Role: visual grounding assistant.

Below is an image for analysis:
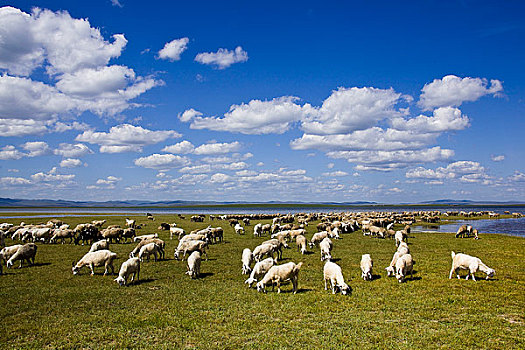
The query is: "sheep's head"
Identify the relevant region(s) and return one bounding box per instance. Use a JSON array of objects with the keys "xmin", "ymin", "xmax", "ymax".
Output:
[
  {"xmin": 340, "ymin": 283, "xmax": 351, "ymax": 295},
  {"xmin": 72, "ymin": 265, "xmax": 80, "ymax": 275},
  {"xmin": 256, "ymin": 281, "xmax": 266, "ymax": 293},
  {"xmin": 486, "ymin": 269, "xmax": 495, "ymax": 279},
  {"xmin": 114, "ymin": 276, "xmax": 125, "ymax": 286},
  {"xmin": 245, "ymin": 277, "xmax": 256, "ymax": 286},
  {"xmin": 6, "ymin": 260, "xmax": 13, "ymax": 268}
]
